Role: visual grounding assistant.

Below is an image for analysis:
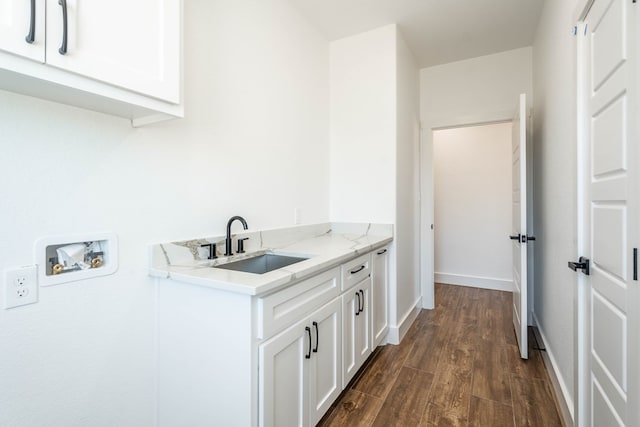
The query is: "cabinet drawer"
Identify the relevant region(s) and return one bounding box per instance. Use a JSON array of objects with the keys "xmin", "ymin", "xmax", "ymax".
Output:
[
  {"xmin": 257, "ymin": 267, "xmax": 340, "ymax": 339},
  {"xmin": 341, "ymin": 253, "xmax": 372, "ymax": 291}
]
